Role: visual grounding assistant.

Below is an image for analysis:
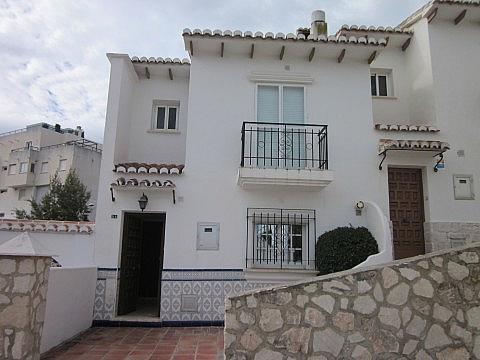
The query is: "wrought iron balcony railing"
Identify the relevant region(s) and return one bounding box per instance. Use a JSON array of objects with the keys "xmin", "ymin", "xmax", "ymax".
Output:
[{"xmin": 241, "ymin": 122, "xmax": 328, "ymax": 170}]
